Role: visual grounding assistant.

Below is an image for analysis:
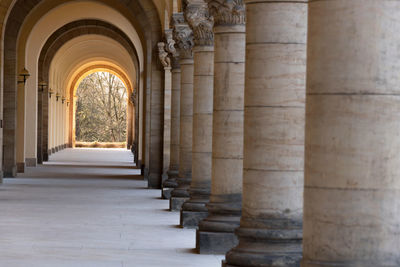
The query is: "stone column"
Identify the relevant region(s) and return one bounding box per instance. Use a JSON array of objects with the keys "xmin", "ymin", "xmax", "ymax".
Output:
[
  {"xmin": 302, "ymin": 2, "xmax": 400, "ymax": 266},
  {"xmin": 180, "ymin": 0, "xmax": 214, "ymax": 228},
  {"xmin": 158, "ymin": 42, "xmax": 172, "ymax": 190},
  {"xmin": 37, "ymin": 86, "xmax": 44, "ymax": 164},
  {"xmin": 170, "ymin": 13, "xmax": 195, "ymax": 211},
  {"xmin": 224, "ymin": 0, "xmax": 307, "ymax": 266},
  {"xmin": 162, "ymin": 29, "xmax": 181, "ymax": 199},
  {"xmin": 196, "ymin": 0, "xmax": 245, "ymax": 254}
]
